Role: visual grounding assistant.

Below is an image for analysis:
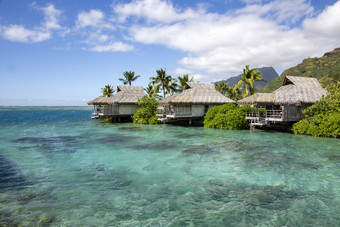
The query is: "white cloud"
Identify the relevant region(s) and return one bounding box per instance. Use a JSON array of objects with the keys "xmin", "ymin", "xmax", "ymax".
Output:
[
  {"xmin": 76, "ymin": 9, "xmax": 114, "ymax": 30},
  {"xmin": 41, "ymin": 4, "xmax": 63, "ymax": 30},
  {"xmin": 74, "ymin": 9, "xmax": 125, "ymax": 52},
  {"xmin": 241, "ymin": 0, "xmax": 263, "ymax": 3},
  {"xmin": 2, "ymin": 0, "xmax": 339, "ymax": 79},
  {"xmin": 113, "ymin": 0, "xmax": 200, "ymax": 23},
  {"xmin": 175, "ymin": 67, "xmax": 193, "ymax": 75},
  {"xmin": 82, "ymin": 32, "xmax": 110, "ymax": 44},
  {"xmin": 237, "ymin": 0, "xmax": 314, "ymax": 25},
  {"xmin": 113, "ymin": 0, "xmax": 340, "ymax": 81},
  {"xmin": 191, "ymin": 73, "xmax": 211, "ymax": 82},
  {"xmin": 1, "ymin": 24, "xmax": 51, "ymax": 43},
  {"xmin": 303, "ymin": 1, "xmax": 340, "ymax": 38},
  {"xmin": 90, "ymin": 42, "xmax": 134, "ymax": 52},
  {"xmin": 129, "ymin": 13, "xmax": 282, "ymax": 54},
  {"xmin": 0, "ymin": 4, "xmax": 63, "ymax": 43}
]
